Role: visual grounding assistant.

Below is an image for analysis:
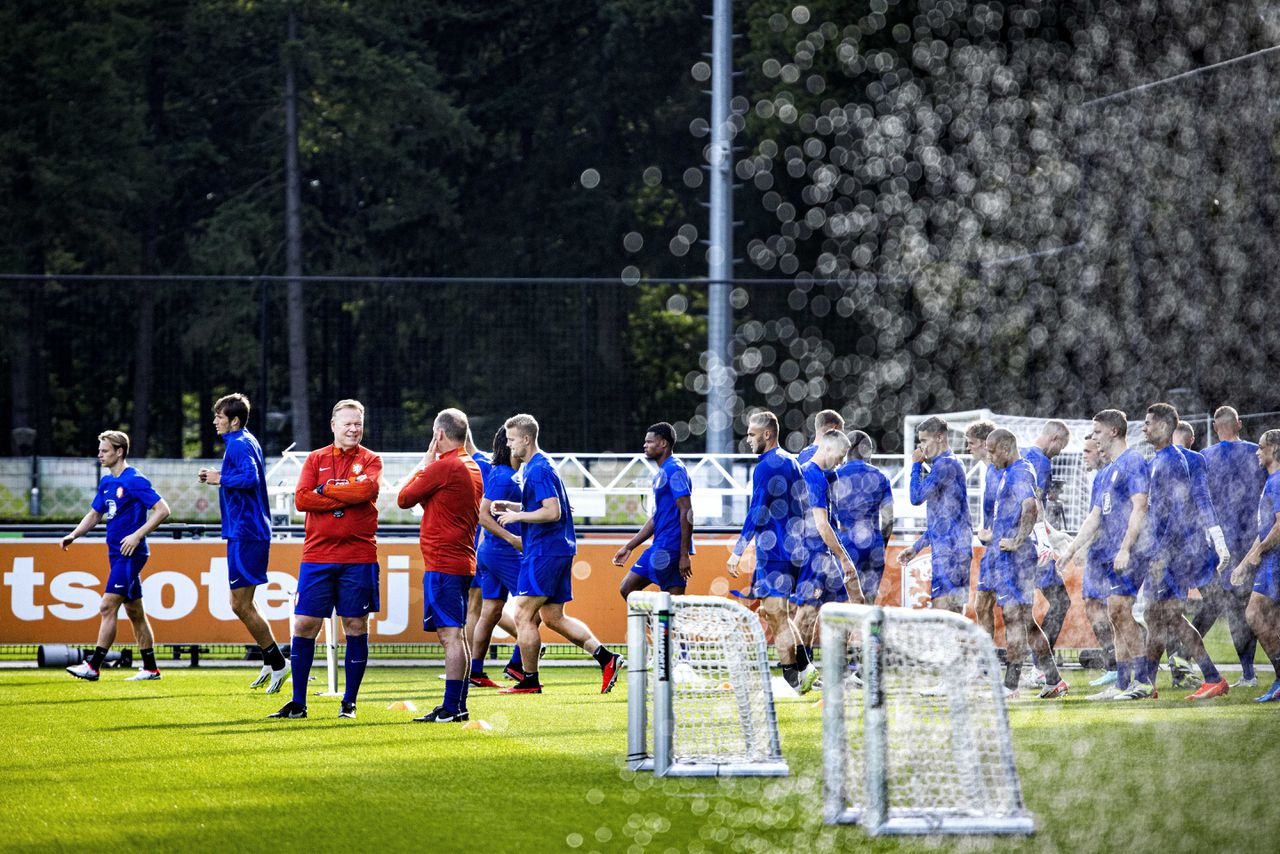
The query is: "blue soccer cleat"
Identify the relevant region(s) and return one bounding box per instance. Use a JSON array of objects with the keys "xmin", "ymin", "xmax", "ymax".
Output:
[{"xmin": 1255, "ymin": 682, "xmax": 1280, "ymax": 703}]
